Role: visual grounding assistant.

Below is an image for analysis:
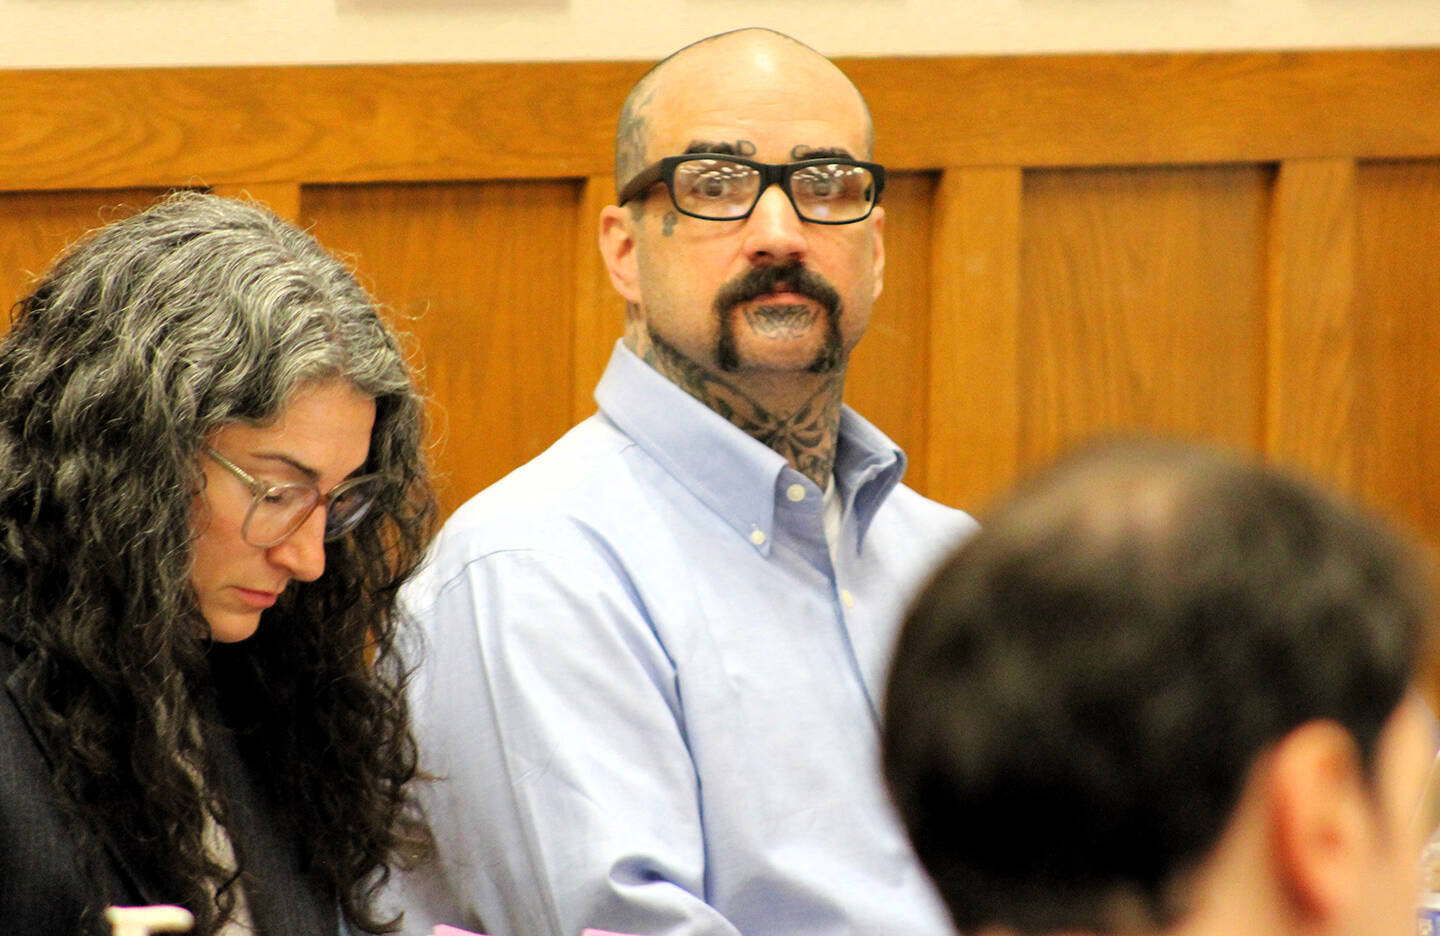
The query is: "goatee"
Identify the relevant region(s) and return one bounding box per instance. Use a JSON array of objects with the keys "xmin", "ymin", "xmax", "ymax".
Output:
[{"xmin": 713, "ymin": 260, "xmax": 844, "ymax": 373}]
